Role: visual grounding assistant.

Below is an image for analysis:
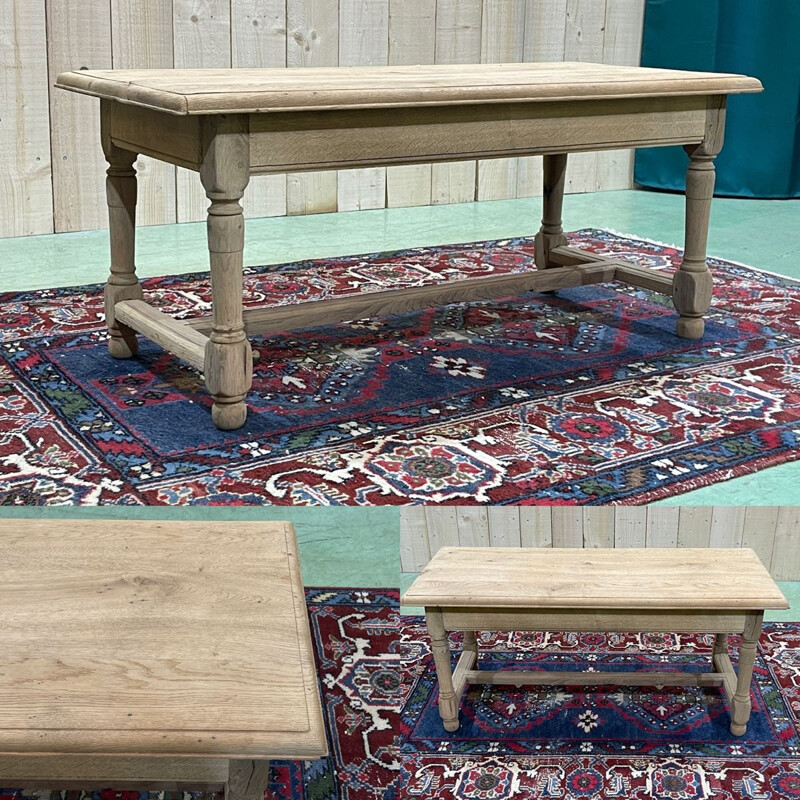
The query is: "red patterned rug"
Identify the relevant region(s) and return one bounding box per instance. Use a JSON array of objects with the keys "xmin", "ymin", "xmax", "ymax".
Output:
[
  {"xmin": 399, "ymin": 616, "xmax": 800, "ymax": 800},
  {"xmin": 3, "ymin": 596, "xmax": 800, "ymax": 800},
  {"xmin": 2, "ymin": 230, "xmax": 799, "ymax": 505}
]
